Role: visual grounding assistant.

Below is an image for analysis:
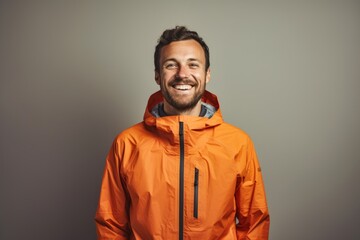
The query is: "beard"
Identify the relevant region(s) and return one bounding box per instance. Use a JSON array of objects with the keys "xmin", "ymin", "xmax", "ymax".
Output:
[{"xmin": 160, "ymin": 77, "xmax": 206, "ymax": 112}]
